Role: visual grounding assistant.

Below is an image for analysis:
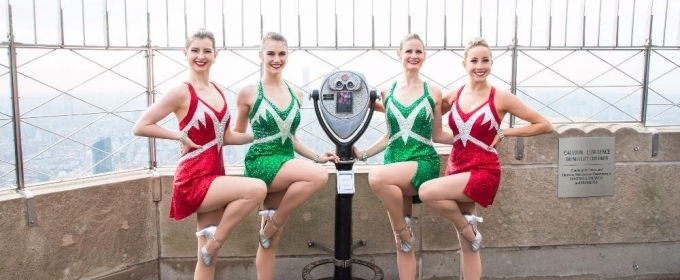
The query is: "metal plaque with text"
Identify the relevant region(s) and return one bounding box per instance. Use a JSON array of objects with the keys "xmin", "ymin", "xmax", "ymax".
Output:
[{"xmin": 558, "ymin": 137, "xmax": 615, "ymax": 198}]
